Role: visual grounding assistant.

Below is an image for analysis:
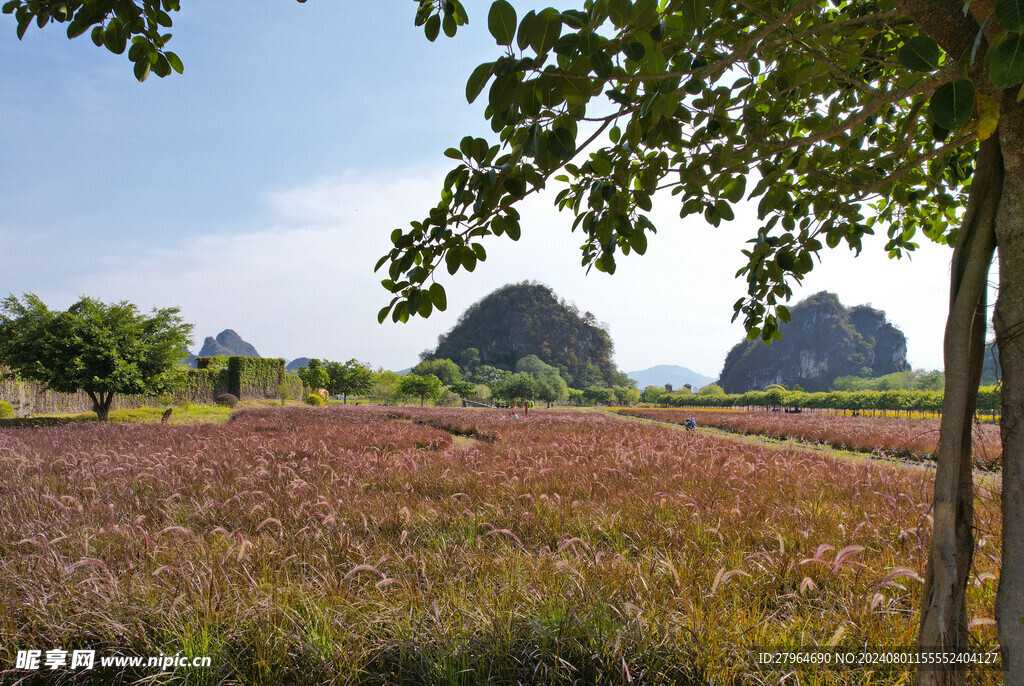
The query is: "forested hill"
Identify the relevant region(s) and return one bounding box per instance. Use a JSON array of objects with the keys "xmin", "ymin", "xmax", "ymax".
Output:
[
  {"xmin": 719, "ymin": 291, "xmax": 910, "ymax": 393},
  {"xmin": 428, "ymin": 282, "xmax": 629, "ymax": 388}
]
